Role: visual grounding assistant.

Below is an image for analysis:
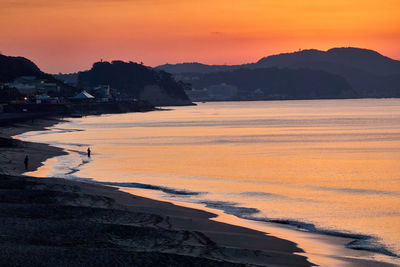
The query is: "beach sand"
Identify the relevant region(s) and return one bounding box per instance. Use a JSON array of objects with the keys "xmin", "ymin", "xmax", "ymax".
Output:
[
  {"xmin": 0, "ymin": 119, "xmax": 67, "ymax": 175},
  {"xmin": 0, "ymin": 119, "xmax": 397, "ymax": 266}
]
